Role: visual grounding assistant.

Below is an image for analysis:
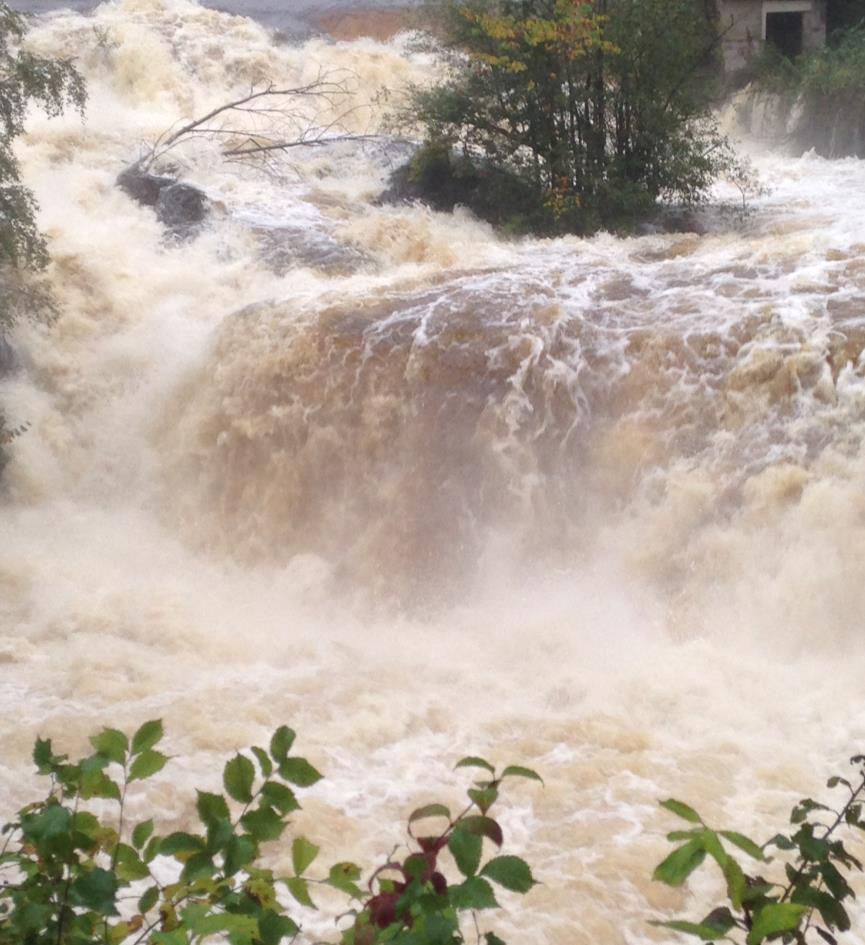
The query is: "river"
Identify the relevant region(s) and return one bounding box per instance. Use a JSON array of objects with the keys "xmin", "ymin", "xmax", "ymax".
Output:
[{"xmin": 2, "ymin": 1, "xmax": 865, "ymax": 942}]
